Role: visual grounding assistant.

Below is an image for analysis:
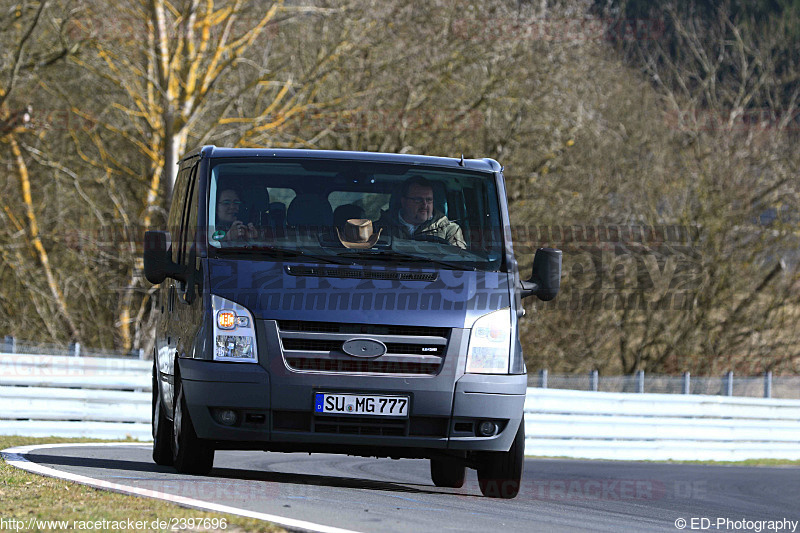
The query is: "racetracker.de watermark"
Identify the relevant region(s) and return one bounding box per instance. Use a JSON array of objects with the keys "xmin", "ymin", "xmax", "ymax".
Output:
[
  {"xmin": 42, "ymin": 223, "xmax": 700, "ymax": 255},
  {"xmin": 465, "ymin": 477, "xmax": 706, "ymax": 502},
  {"xmin": 0, "ymin": 354, "xmax": 145, "ymax": 378},
  {"xmin": 0, "ymin": 516, "xmax": 228, "ymax": 531},
  {"xmin": 29, "ymin": 222, "xmax": 705, "ymax": 312}
]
